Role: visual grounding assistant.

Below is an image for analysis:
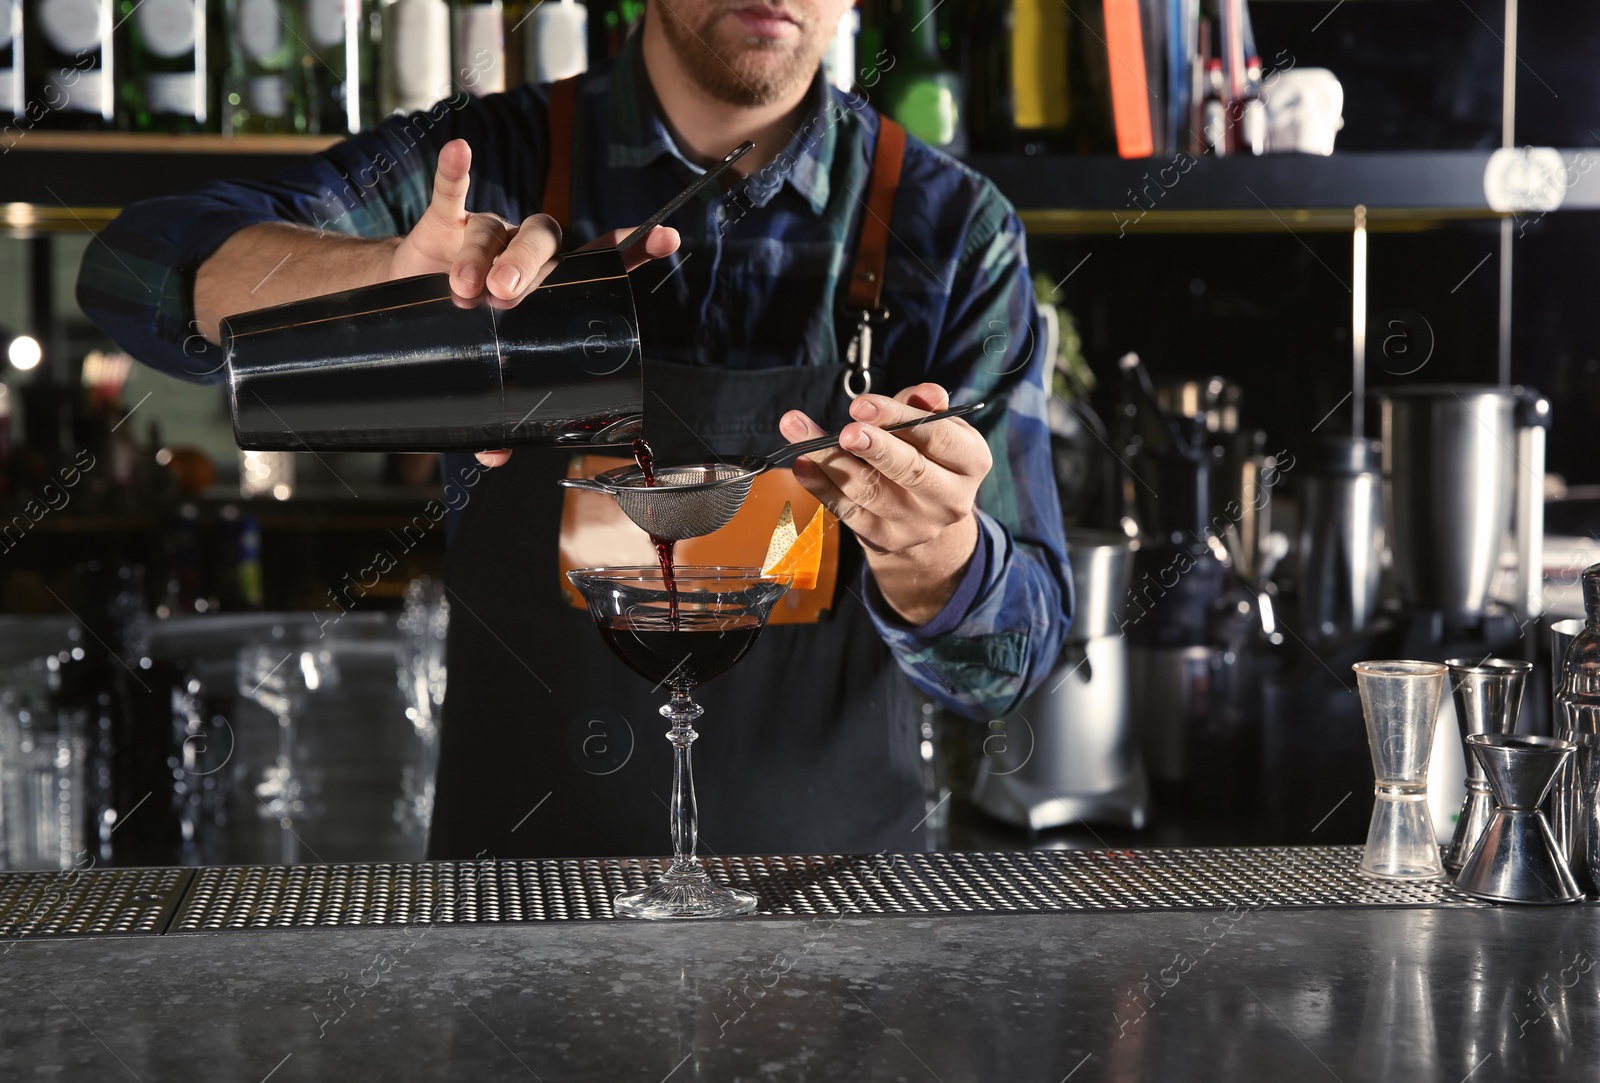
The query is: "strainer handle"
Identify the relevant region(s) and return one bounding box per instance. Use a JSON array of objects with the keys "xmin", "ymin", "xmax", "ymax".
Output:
[
  {"xmin": 766, "ymin": 401, "xmax": 985, "ymax": 466},
  {"xmin": 558, "ymin": 477, "xmax": 612, "ymax": 494}
]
